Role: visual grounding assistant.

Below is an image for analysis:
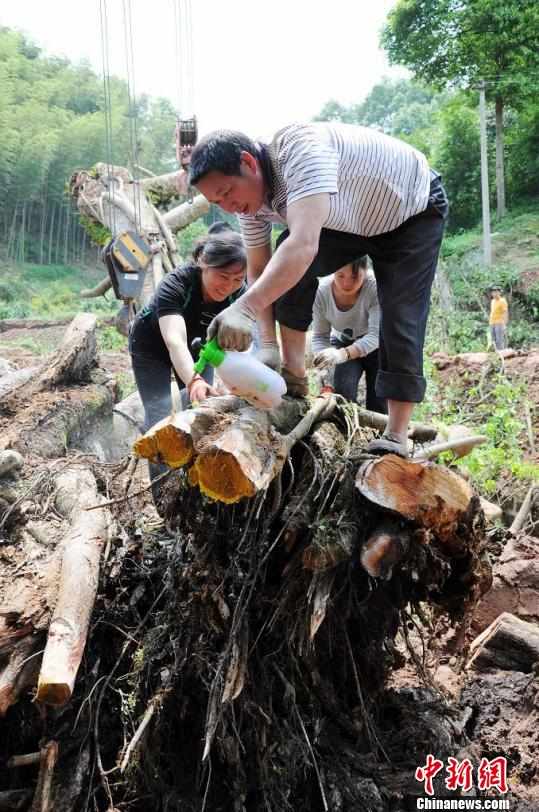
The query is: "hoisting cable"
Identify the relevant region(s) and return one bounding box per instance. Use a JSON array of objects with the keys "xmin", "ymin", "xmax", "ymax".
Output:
[
  {"xmin": 98, "ymin": 0, "xmax": 152, "ymax": 327},
  {"xmin": 122, "ymin": 0, "xmax": 143, "ymax": 234},
  {"xmin": 98, "ymin": 0, "xmax": 117, "ymax": 235},
  {"xmin": 172, "ymin": 0, "xmax": 198, "ymax": 187}
]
